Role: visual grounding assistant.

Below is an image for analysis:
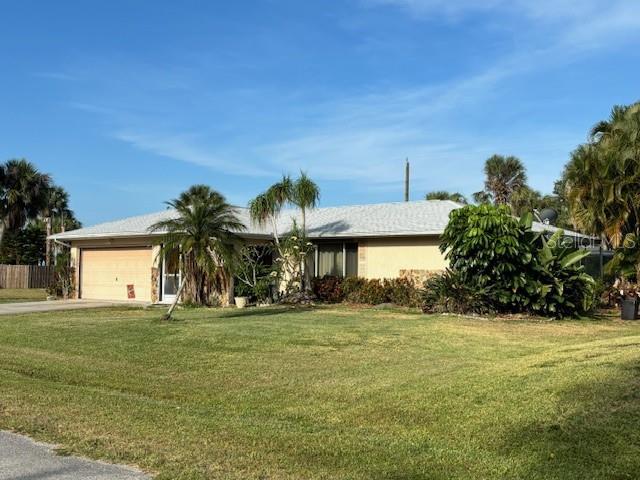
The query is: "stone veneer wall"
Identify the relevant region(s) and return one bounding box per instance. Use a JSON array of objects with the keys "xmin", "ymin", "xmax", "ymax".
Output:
[
  {"xmin": 70, "ymin": 246, "xmax": 80, "ymax": 299},
  {"xmin": 151, "ymin": 267, "xmax": 159, "ymax": 303},
  {"xmin": 398, "ymin": 269, "xmax": 440, "ymax": 285}
]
